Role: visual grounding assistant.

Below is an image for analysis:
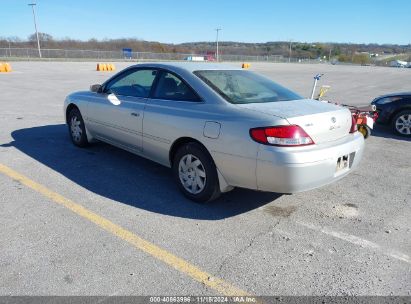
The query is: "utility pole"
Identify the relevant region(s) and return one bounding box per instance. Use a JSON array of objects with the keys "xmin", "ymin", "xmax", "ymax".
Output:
[
  {"xmin": 8, "ymin": 39, "xmax": 11, "ymax": 57},
  {"xmin": 329, "ymin": 47, "xmax": 332, "ymax": 62},
  {"xmin": 28, "ymin": 2, "xmax": 42, "ymax": 58},
  {"xmin": 215, "ymin": 28, "xmax": 222, "ymax": 62},
  {"xmin": 288, "ymin": 40, "xmax": 292, "ymax": 63}
]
